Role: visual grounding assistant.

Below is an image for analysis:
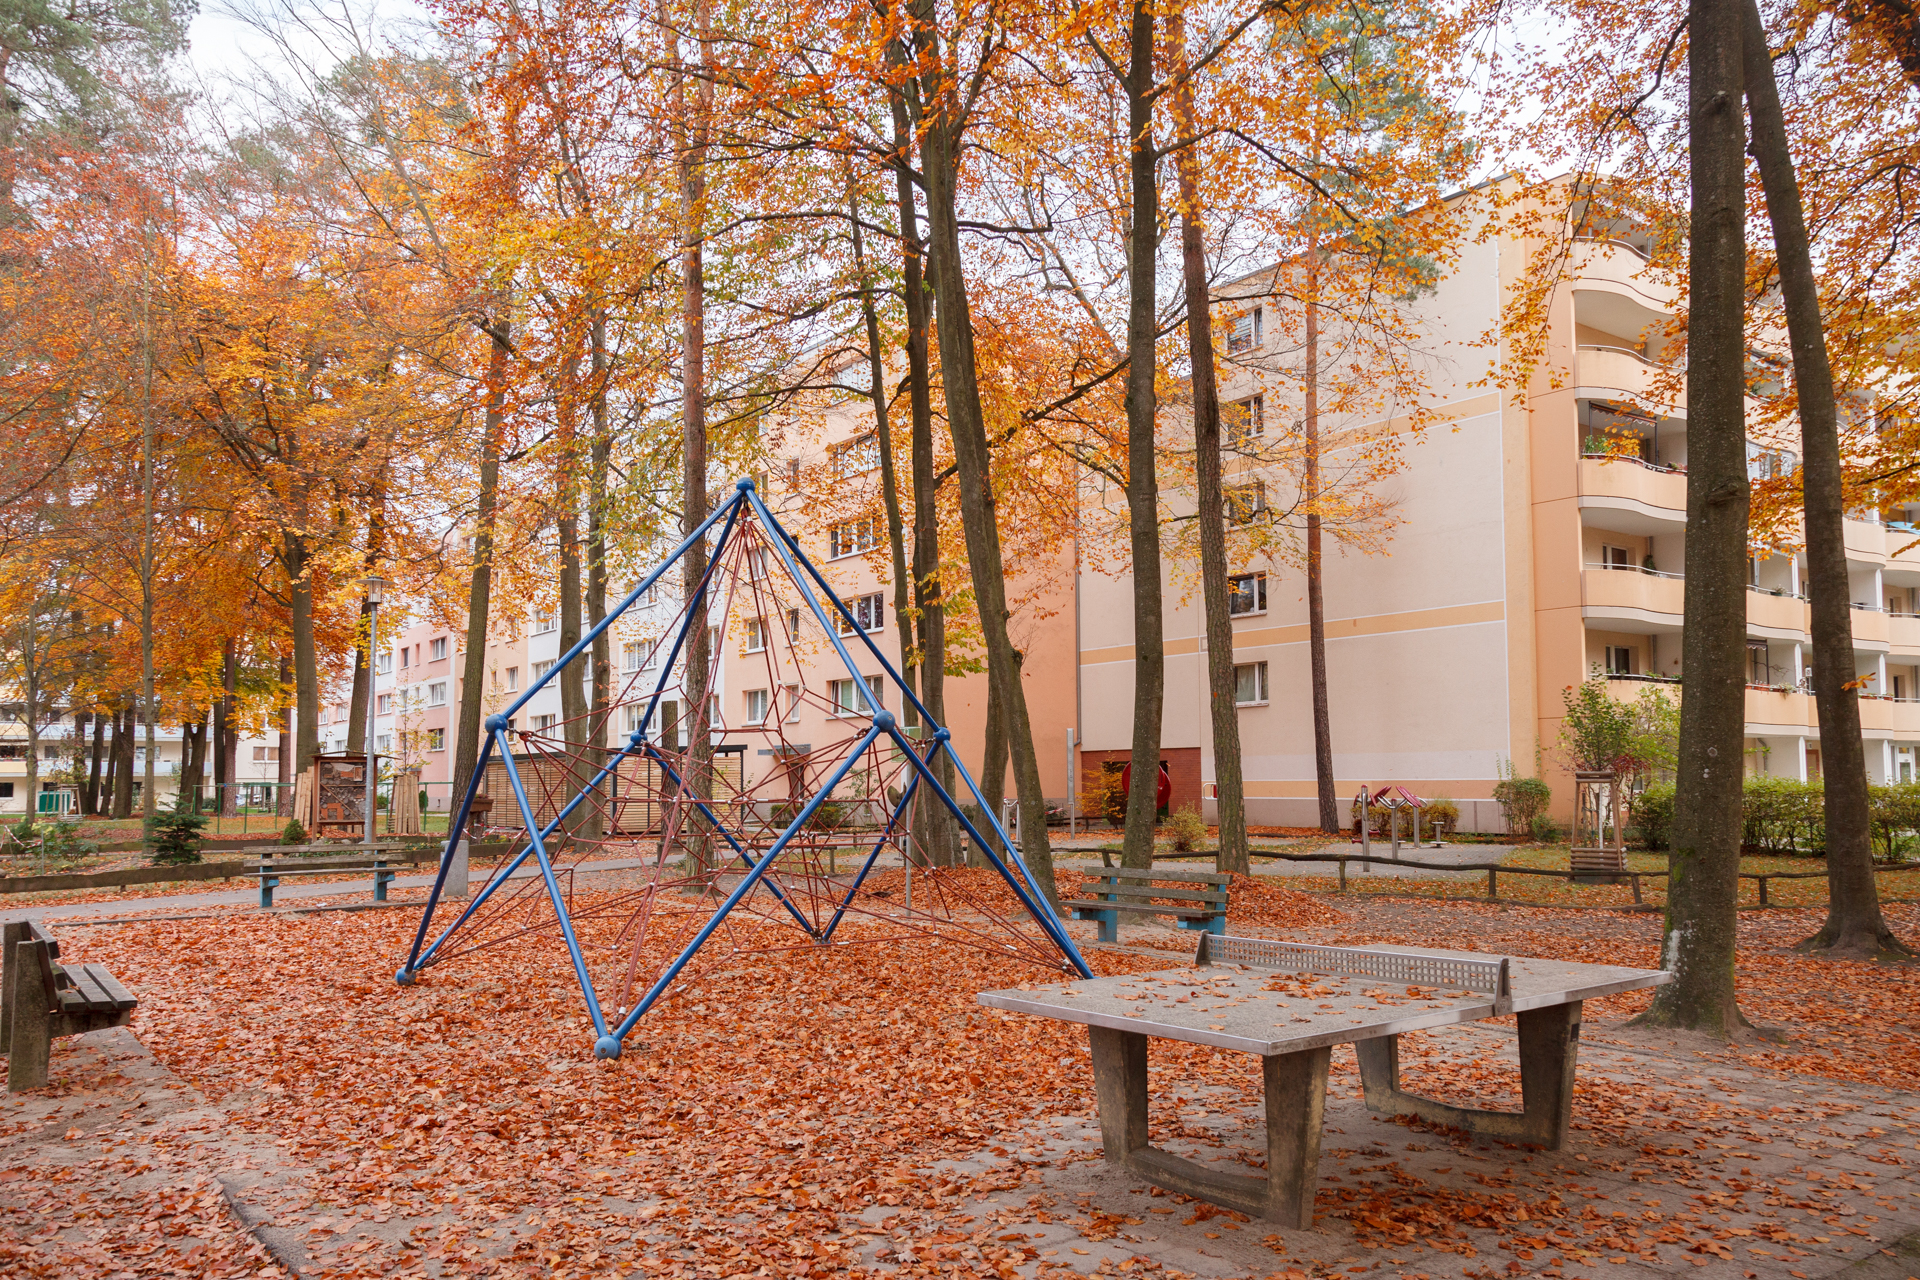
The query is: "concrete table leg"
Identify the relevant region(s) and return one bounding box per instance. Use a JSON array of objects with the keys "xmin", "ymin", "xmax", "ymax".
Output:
[
  {"xmin": 7, "ymin": 940, "xmax": 51, "ymax": 1093},
  {"xmin": 1087, "ymin": 1026, "xmax": 1331, "ymax": 1229},
  {"xmin": 1355, "ymin": 1000, "xmax": 1583, "ymax": 1149}
]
